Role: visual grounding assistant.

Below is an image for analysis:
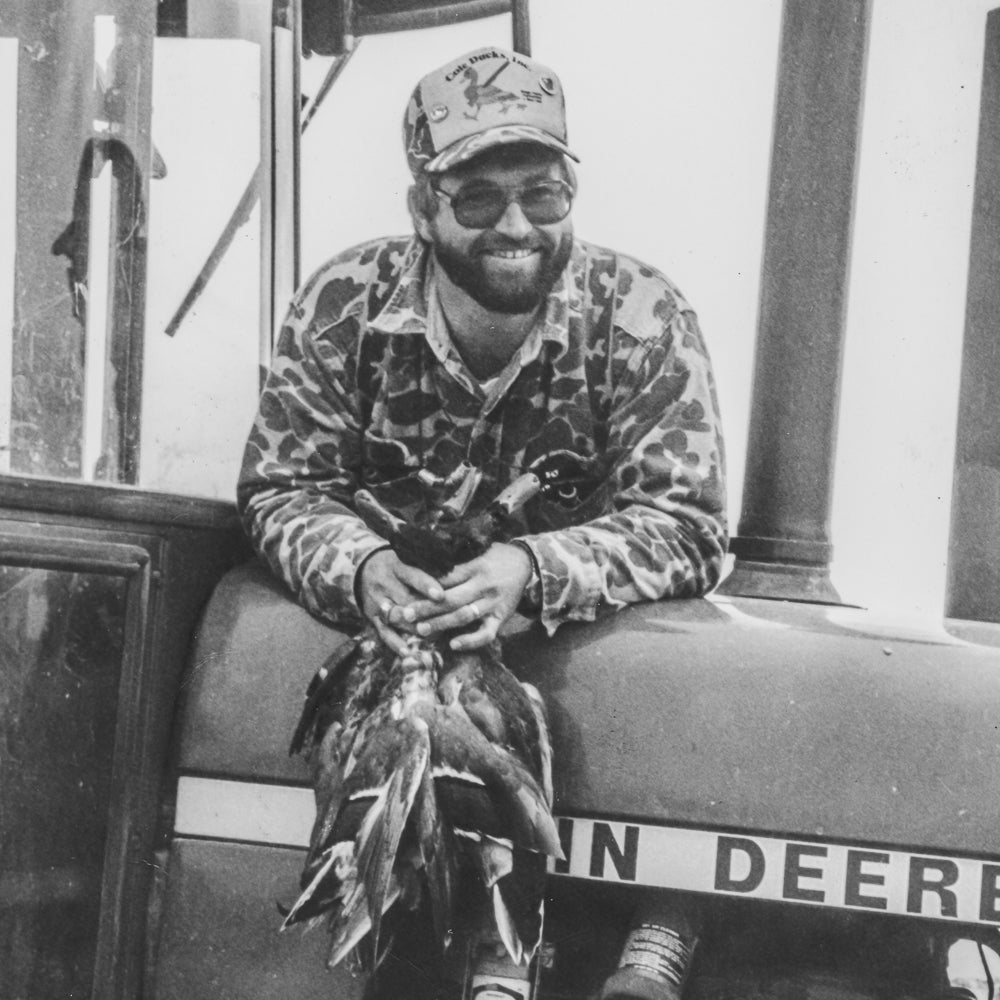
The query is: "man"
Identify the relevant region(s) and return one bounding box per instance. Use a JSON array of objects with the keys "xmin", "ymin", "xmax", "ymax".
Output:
[{"xmin": 238, "ymin": 46, "xmax": 726, "ymax": 1000}]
